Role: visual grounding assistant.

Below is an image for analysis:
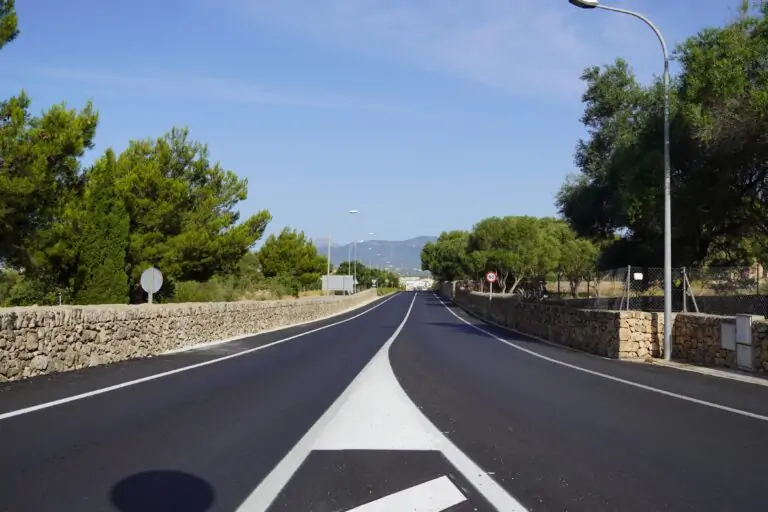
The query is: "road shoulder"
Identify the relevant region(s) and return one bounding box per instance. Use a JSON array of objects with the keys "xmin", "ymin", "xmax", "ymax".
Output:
[
  {"xmin": 437, "ymin": 294, "xmax": 768, "ymax": 419},
  {"xmin": 0, "ymin": 293, "xmax": 399, "ymax": 416}
]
